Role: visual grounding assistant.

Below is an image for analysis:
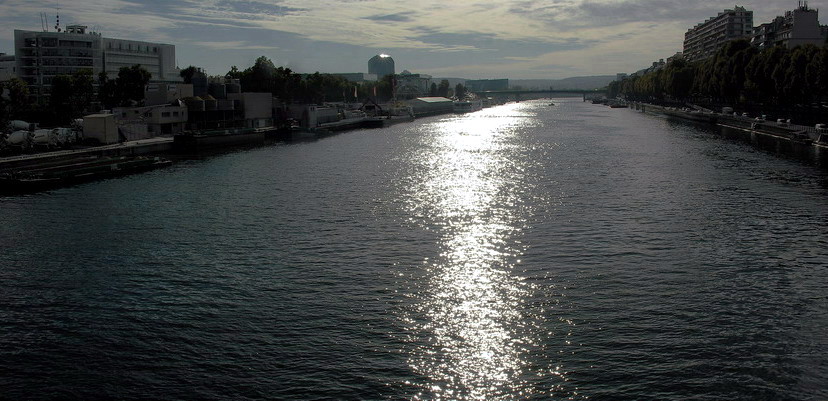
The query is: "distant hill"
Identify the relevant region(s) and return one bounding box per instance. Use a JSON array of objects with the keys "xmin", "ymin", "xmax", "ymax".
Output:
[
  {"xmin": 510, "ymin": 76, "xmax": 616, "ymax": 90},
  {"xmin": 428, "ymin": 75, "xmax": 616, "ymax": 91}
]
